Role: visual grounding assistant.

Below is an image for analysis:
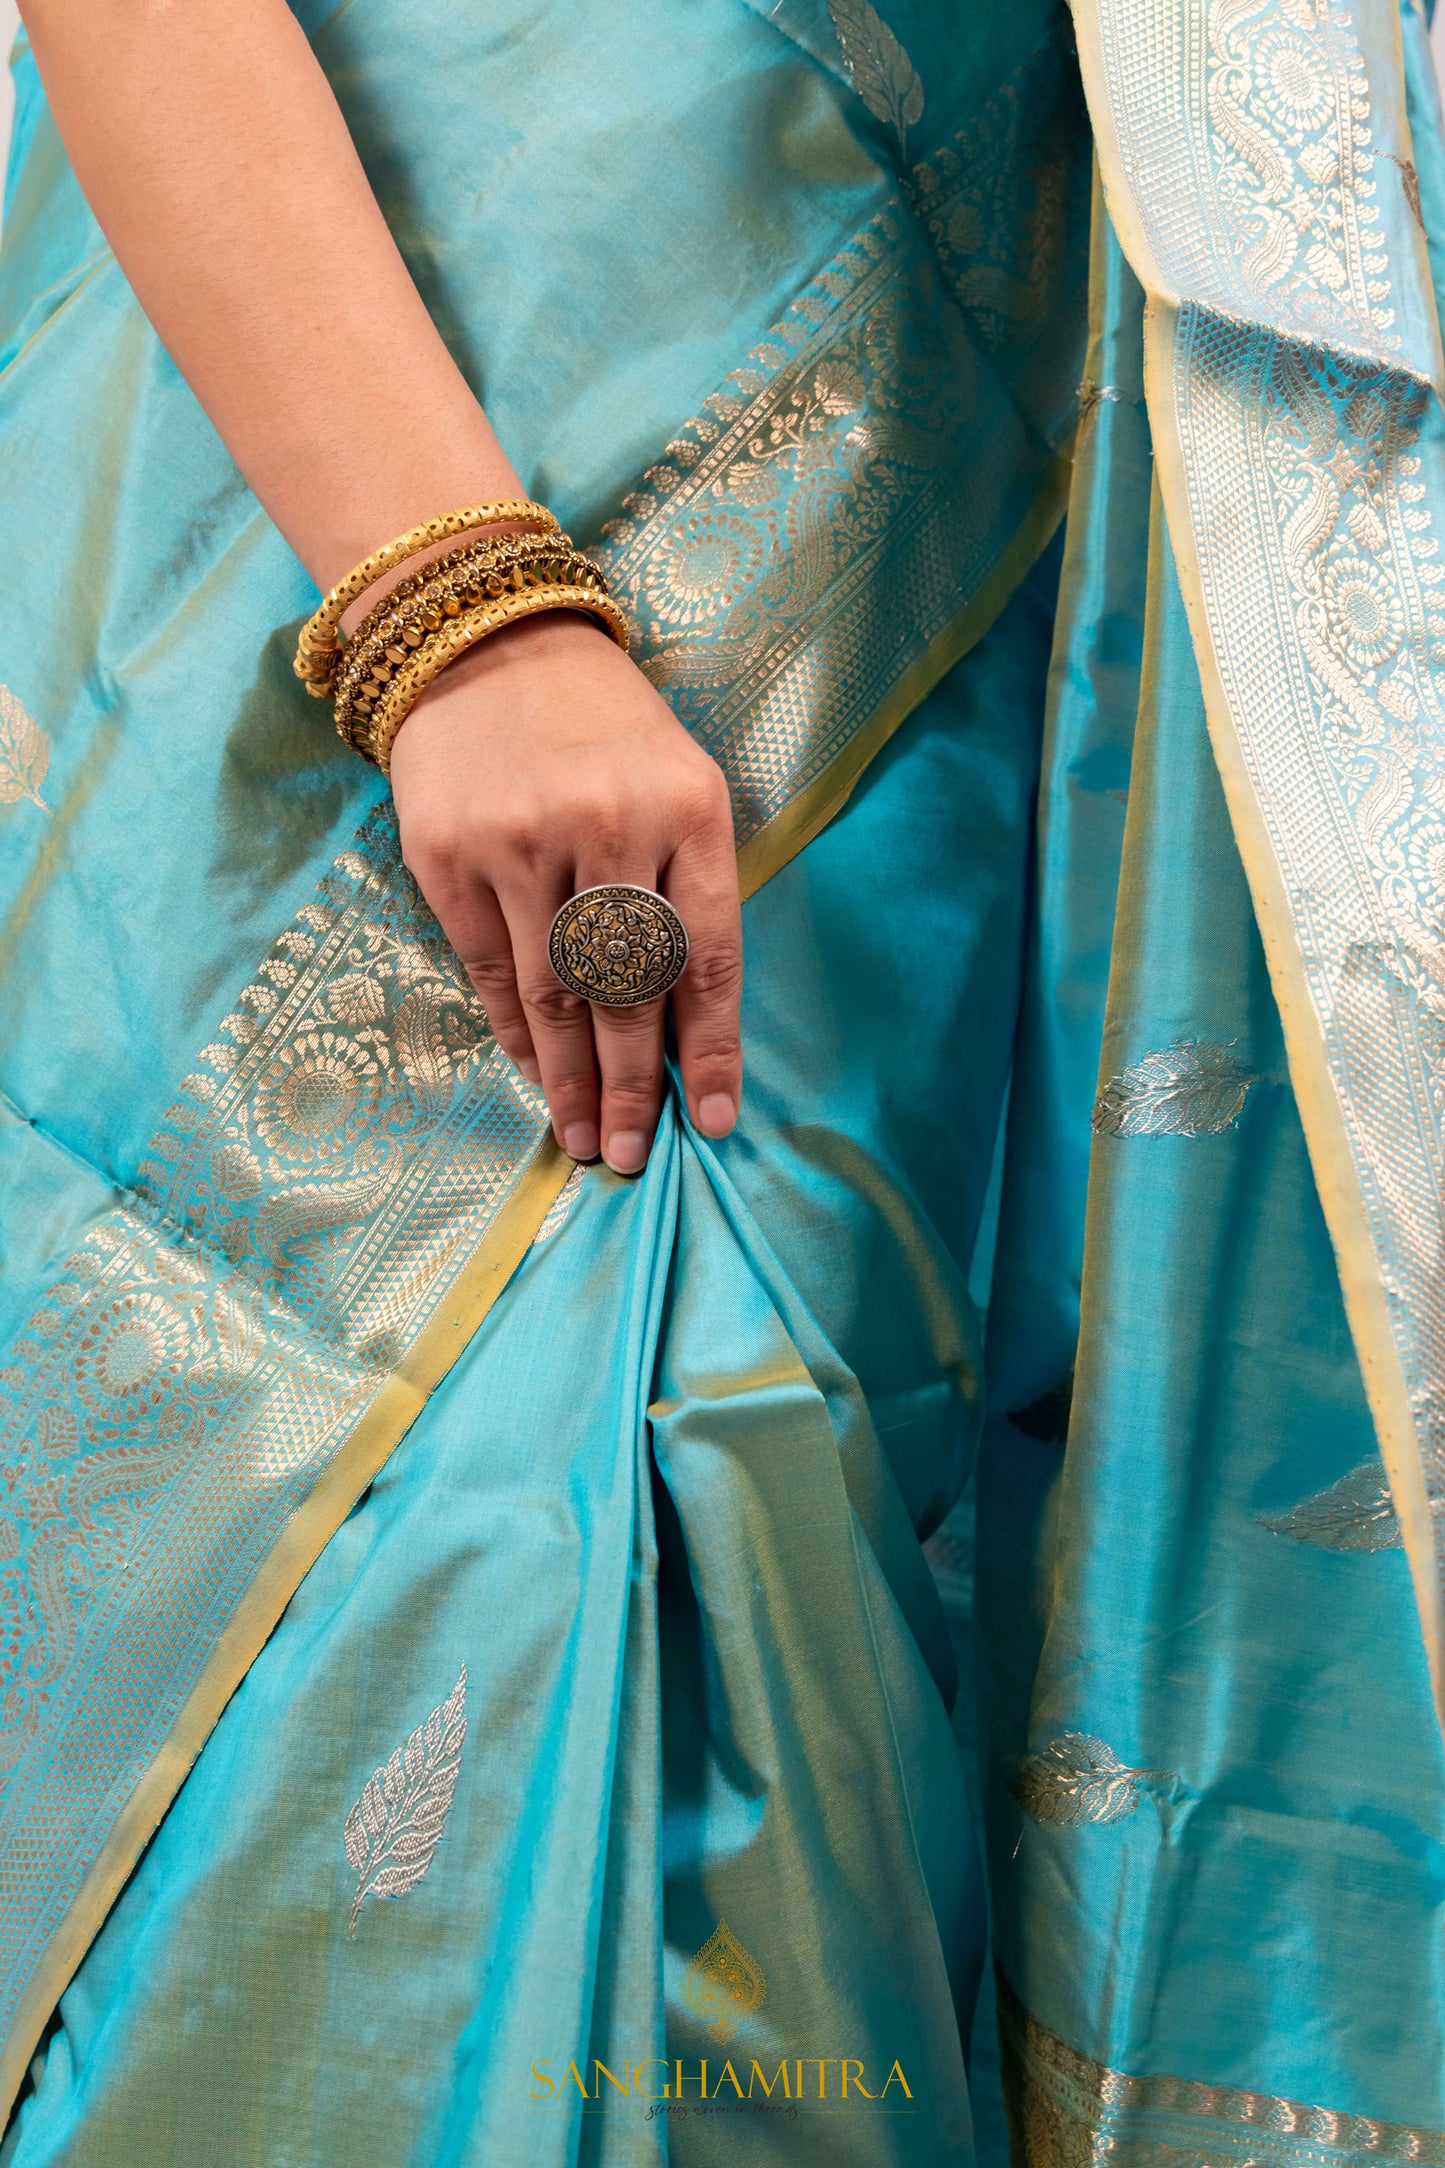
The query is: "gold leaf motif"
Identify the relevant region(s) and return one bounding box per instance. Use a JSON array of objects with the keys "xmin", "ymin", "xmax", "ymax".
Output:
[
  {"xmin": 827, "ymin": 0, "xmax": 924, "ymax": 160},
  {"xmin": 681, "ymin": 1920, "xmax": 767, "ymax": 2043},
  {"xmin": 393, "ymin": 984, "xmax": 455, "ymax": 1115},
  {"xmin": 343, "ymin": 1667, "xmax": 467, "ymax": 1937},
  {"xmin": 1012, "ymin": 1733, "xmax": 1165, "ymax": 1826},
  {"xmin": 1258, "ymin": 1457, "xmax": 1402, "ymax": 1551},
  {"xmin": 0, "ymin": 684, "xmax": 50, "ymax": 814},
  {"xmin": 327, "ymin": 971, "xmax": 387, "ymax": 1026},
  {"xmin": 1092, "ymin": 1039, "xmax": 1258, "ymax": 1137}
]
